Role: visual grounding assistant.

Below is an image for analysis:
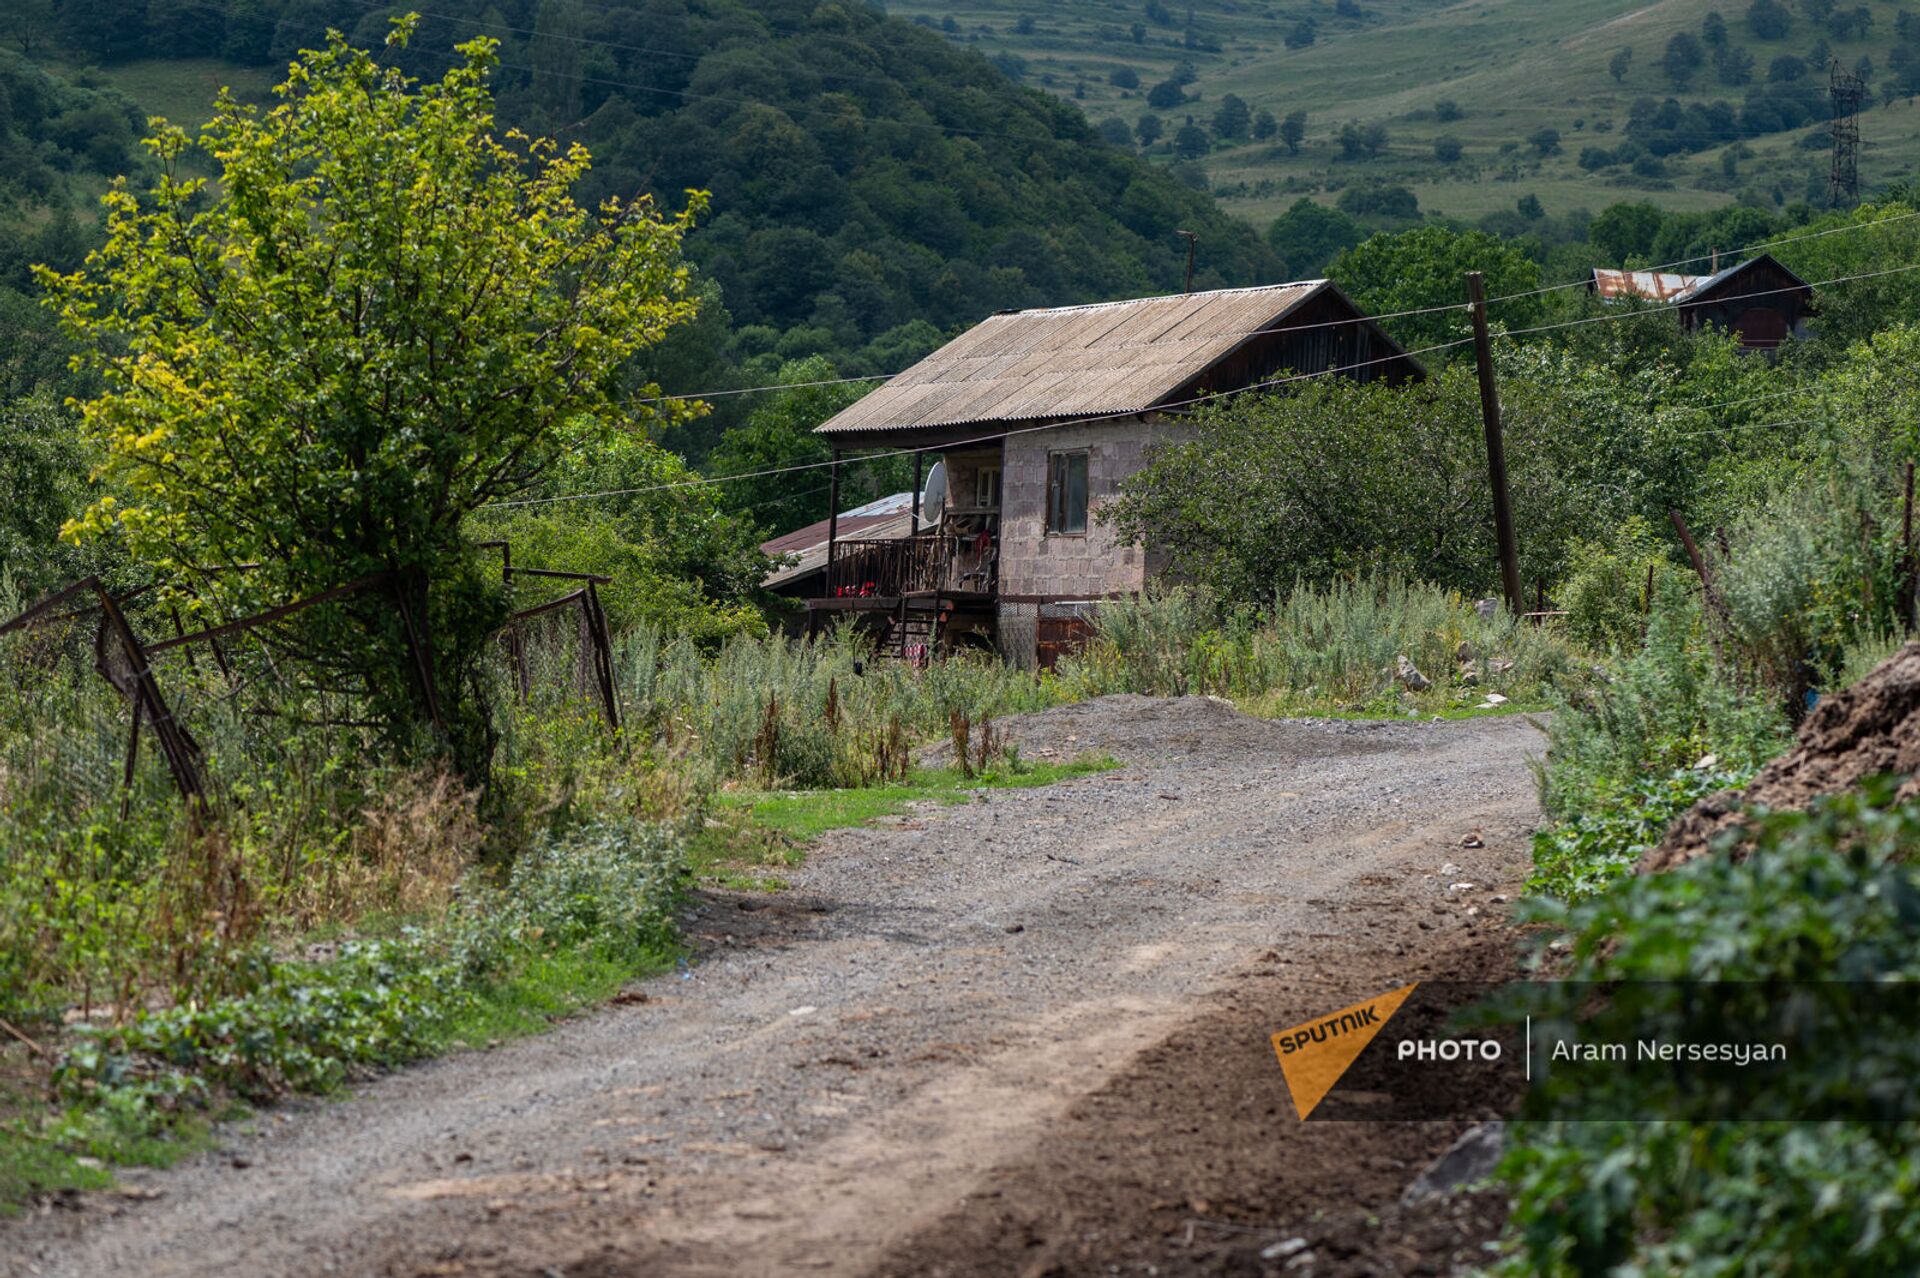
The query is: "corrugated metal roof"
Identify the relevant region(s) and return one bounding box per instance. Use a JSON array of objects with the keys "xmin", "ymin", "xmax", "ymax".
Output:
[
  {"xmin": 815, "ymin": 281, "xmax": 1332, "ymax": 435},
  {"xmin": 760, "ymin": 493, "xmax": 917, "ymax": 588},
  {"xmin": 1591, "ymin": 255, "xmax": 1813, "ymax": 307},
  {"xmin": 1590, "ymin": 268, "xmax": 1709, "ymax": 302}
]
